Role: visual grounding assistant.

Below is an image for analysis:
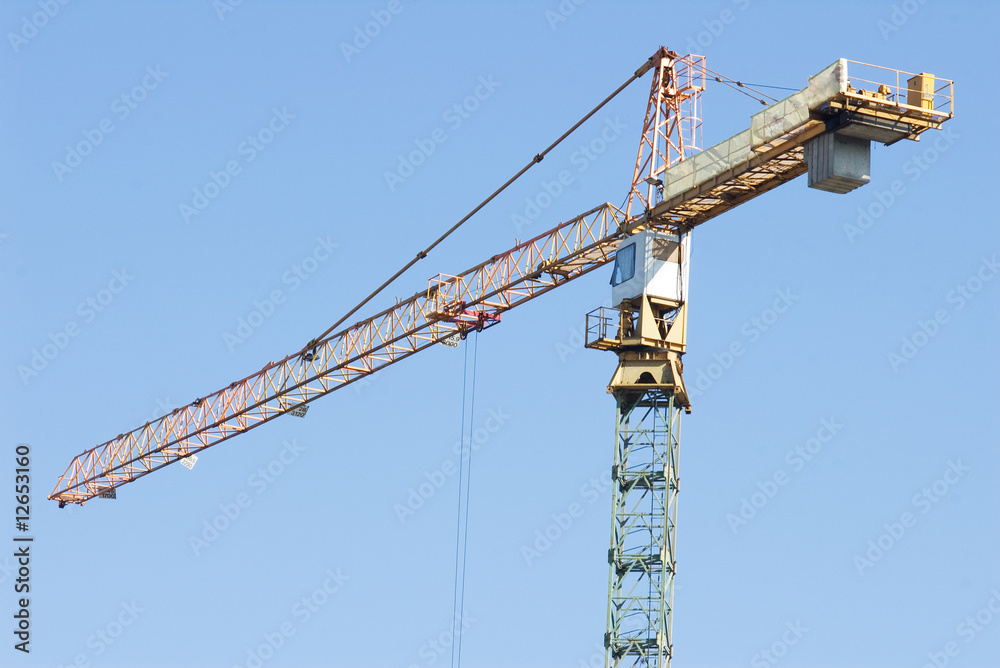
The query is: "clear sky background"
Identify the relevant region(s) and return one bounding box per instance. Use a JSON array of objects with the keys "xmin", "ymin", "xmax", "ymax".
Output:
[{"xmin": 2, "ymin": 1, "xmax": 998, "ymax": 667}]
